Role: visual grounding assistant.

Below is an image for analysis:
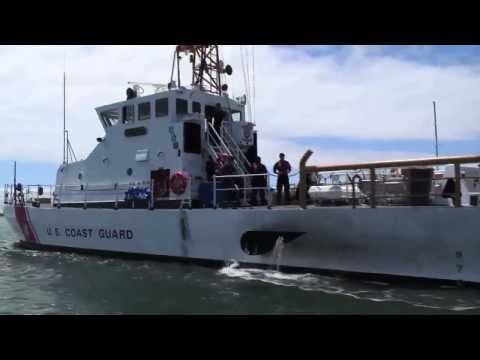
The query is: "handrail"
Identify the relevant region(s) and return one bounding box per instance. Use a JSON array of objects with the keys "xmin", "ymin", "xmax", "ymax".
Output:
[
  {"xmin": 206, "ymin": 124, "xmax": 245, "ymax": 175},
  {"xmin": 206, "ymin": 122, "xmax": 249, "ymax": 175},
  {"xmin": 207, "ymin": 122, "xmax": 234, "ymax": 158},
  {"xmin": 305, "ymin": 154, "xmax": 480, "ymax": 173},
  {"xmin": 4, "ymin": 178, "xmax": 194, "ymax": 209},
  {"xmin": 299, "ymin": 150, "xmax": 480, "ymax": 209},
  {"xmin": 220, "ymin": 125, "xmax": 252, "ymax": 170},
  {"xmin": 213, "ymin": 173, "xmax": 270, "ymax": 208}
]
